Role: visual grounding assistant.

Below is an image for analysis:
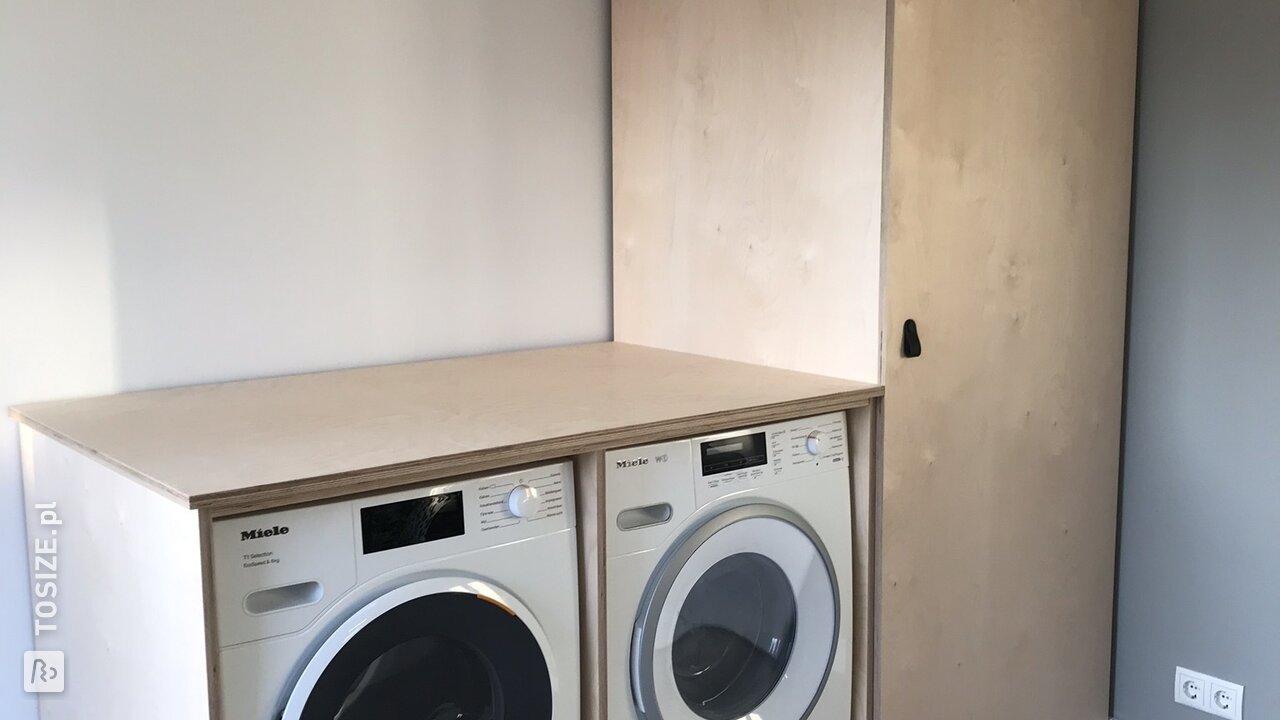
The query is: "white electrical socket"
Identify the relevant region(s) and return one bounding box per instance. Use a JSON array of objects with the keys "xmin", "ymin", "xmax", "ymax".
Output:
[
  {"xmin": 1208, "ymin": 678, "xmax": 1245, "ymax": 720},
  {"xmin": 1177, "ymin": 667, "xmax": 1207, "ymax": 709},
  {"xmin": 1175, "ymin": 667, "xmax": 1244, "ymax": 719}
]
